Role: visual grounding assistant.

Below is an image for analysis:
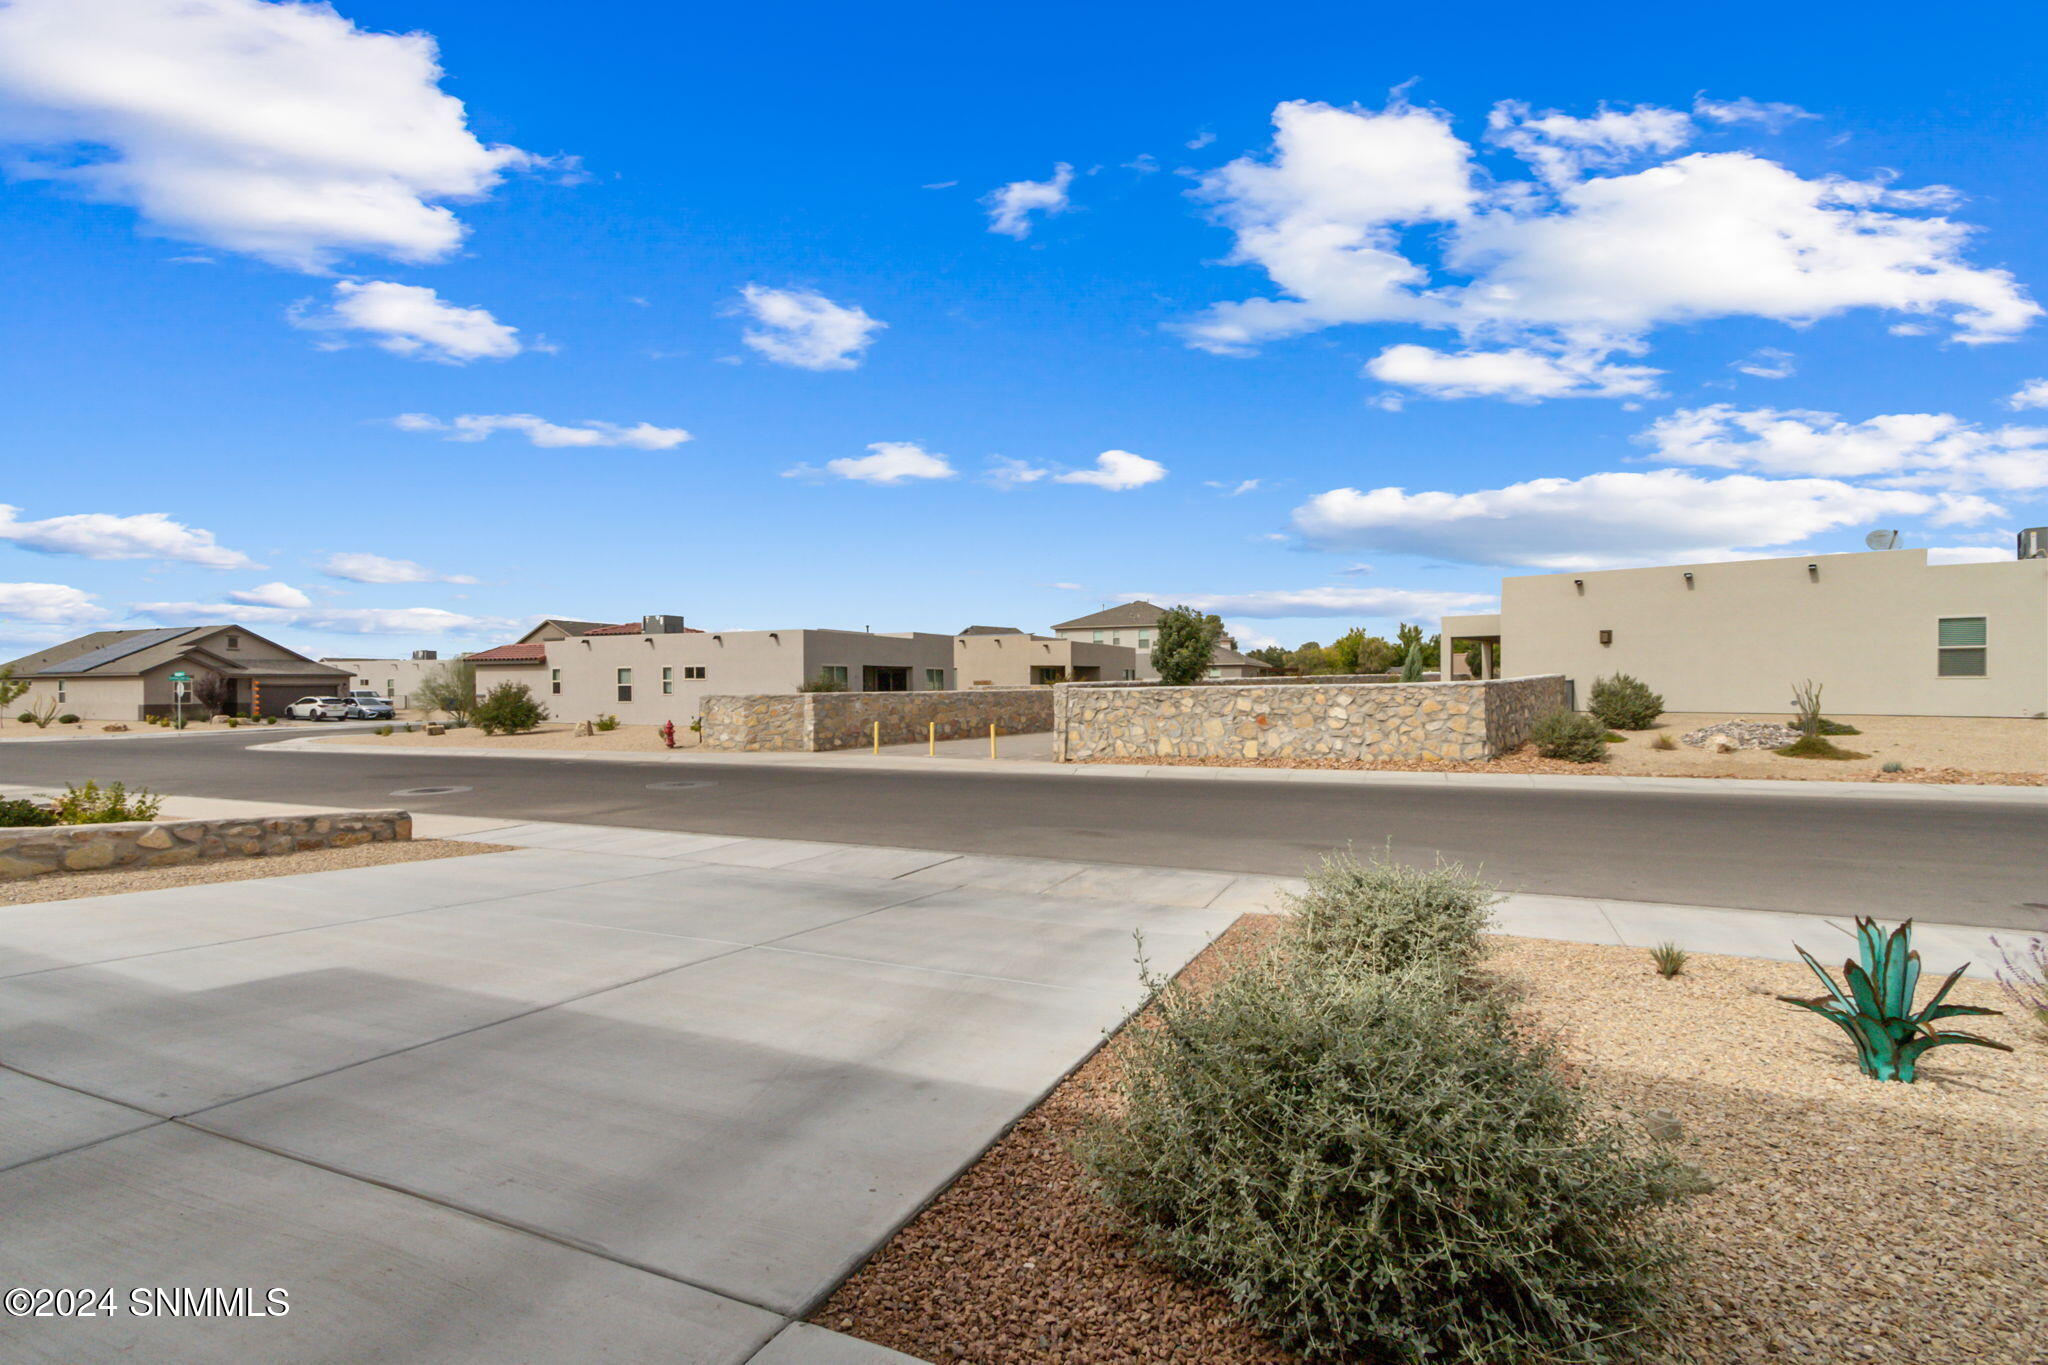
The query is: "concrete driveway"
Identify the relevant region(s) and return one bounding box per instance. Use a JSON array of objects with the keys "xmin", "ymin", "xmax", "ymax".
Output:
[{"xmin": 0, "ymin": 832, "xmax": 1249, "ymax": 1363}]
